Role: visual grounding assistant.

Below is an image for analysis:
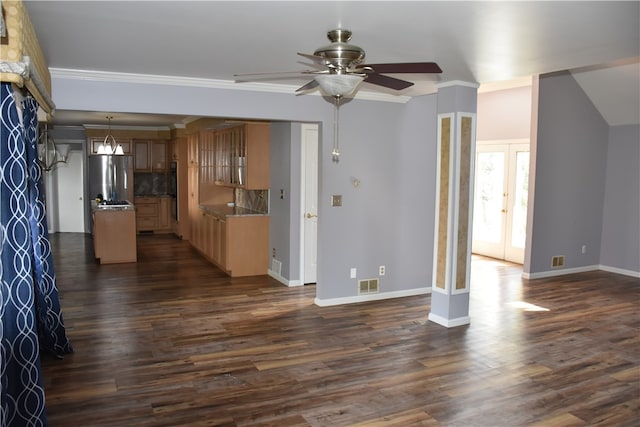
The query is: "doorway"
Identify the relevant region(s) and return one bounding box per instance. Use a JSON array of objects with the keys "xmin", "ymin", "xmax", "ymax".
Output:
[{"xmin": 472, "ymin": 140, "xmax": 529, "ymax": 264}]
